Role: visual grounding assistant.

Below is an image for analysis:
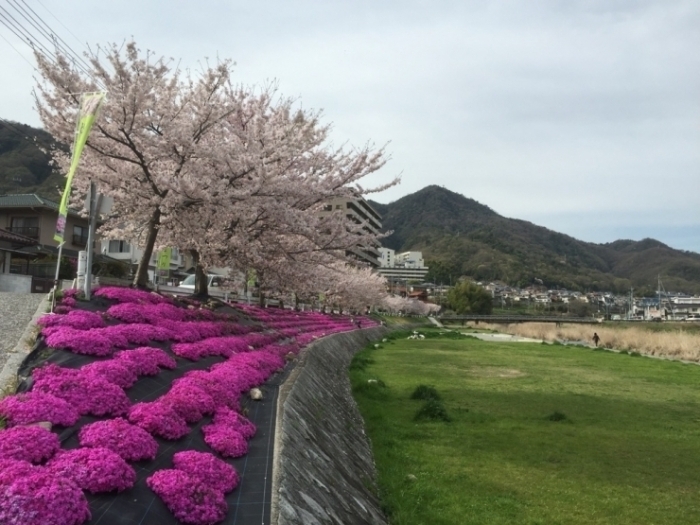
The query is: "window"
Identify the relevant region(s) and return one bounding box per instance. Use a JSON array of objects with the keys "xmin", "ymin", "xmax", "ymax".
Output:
[
  {"xmin": 10, "ymin": 217, "xmax": 39, "ymax": 239},
  {"xmin": 108, "ymin": 240, "xmax": 131, "ymax": 253},
  {"xmin": 72, "ymin": 225, "xmax": 89, "ymax": 246},
  {"xmin": 335, "ymin": 204, "xmax": 343, "ymax": 209}
]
